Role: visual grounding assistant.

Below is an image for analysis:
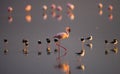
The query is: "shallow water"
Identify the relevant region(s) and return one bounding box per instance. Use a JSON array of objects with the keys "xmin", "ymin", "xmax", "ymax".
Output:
[{"xmin": 0, "ymin": 0, "xmax": 120, "ymax": 74}]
